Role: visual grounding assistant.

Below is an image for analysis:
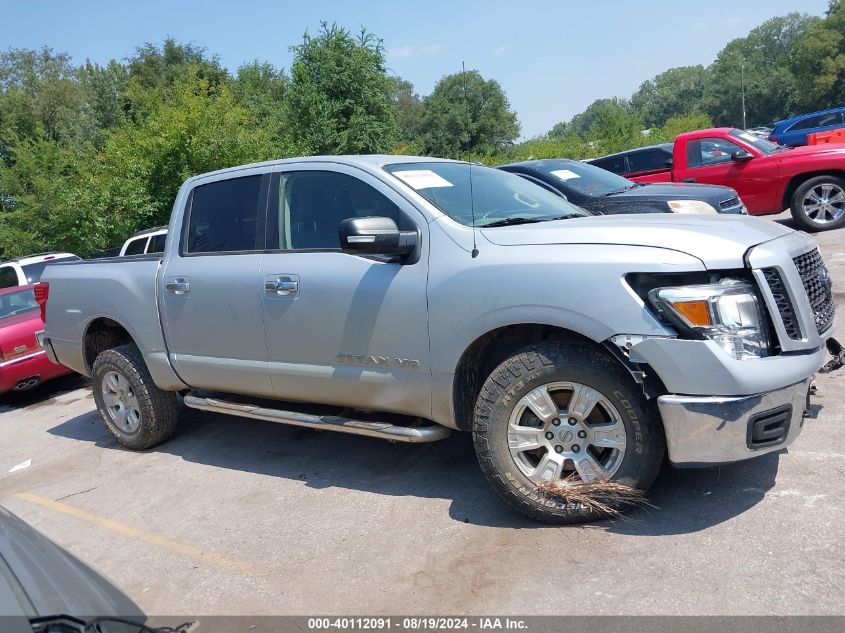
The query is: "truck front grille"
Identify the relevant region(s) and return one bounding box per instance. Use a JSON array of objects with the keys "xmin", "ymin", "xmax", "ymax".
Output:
[
  {"xmin": 762, "ymin": 268, "xmax": 801, "ymax": 339},
  {"xmin": 763, "ymin": 248, "xmax": 835, "ymax": 338},
  {"xmin": 719, "ymin": 196, "xmax": 742, "ymax": 211},
  {"xmin": 795, "ymin": 249, "xmax": 834, "ymax": 334}
]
